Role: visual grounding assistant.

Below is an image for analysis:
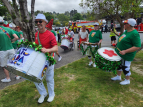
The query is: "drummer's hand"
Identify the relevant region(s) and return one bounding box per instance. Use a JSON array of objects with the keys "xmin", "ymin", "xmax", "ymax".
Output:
[
  {"xmin": 119, "ymin": 50, "xmax": 126, "ymax": 55},
  {"xmin": 41, "ymin": 47, "xmax": 49, "ymax": 53},
  {"xmin": 98, "ymin": 43, "xmax": 100, "ymax": 46}
]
